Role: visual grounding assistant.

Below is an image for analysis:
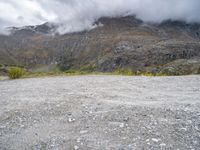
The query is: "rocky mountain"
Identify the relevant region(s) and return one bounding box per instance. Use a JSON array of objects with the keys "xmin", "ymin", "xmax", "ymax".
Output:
[{"xmin": 0, "ymin": 16, "xmax": 200, "ymax": 75}]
